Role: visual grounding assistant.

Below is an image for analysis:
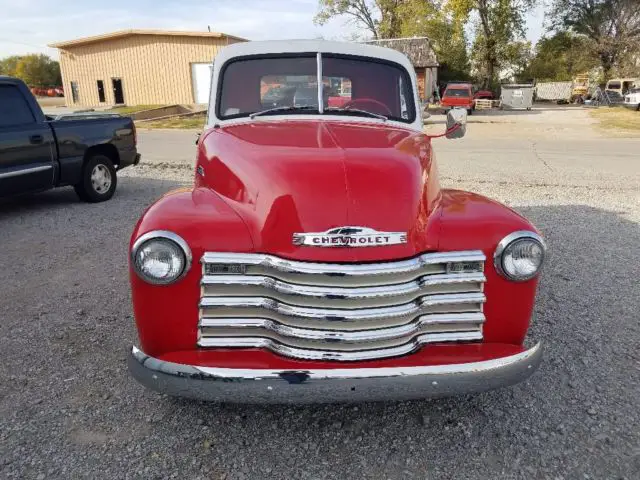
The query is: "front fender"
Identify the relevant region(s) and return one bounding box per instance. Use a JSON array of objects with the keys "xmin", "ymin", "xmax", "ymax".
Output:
[
  {"xmin": 130, "ymin": 187, "xmax": 253, "ymax": 357},
  {"xmin": 438, "ymin": 189, "xmax": 543, "ymax": 345}
]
